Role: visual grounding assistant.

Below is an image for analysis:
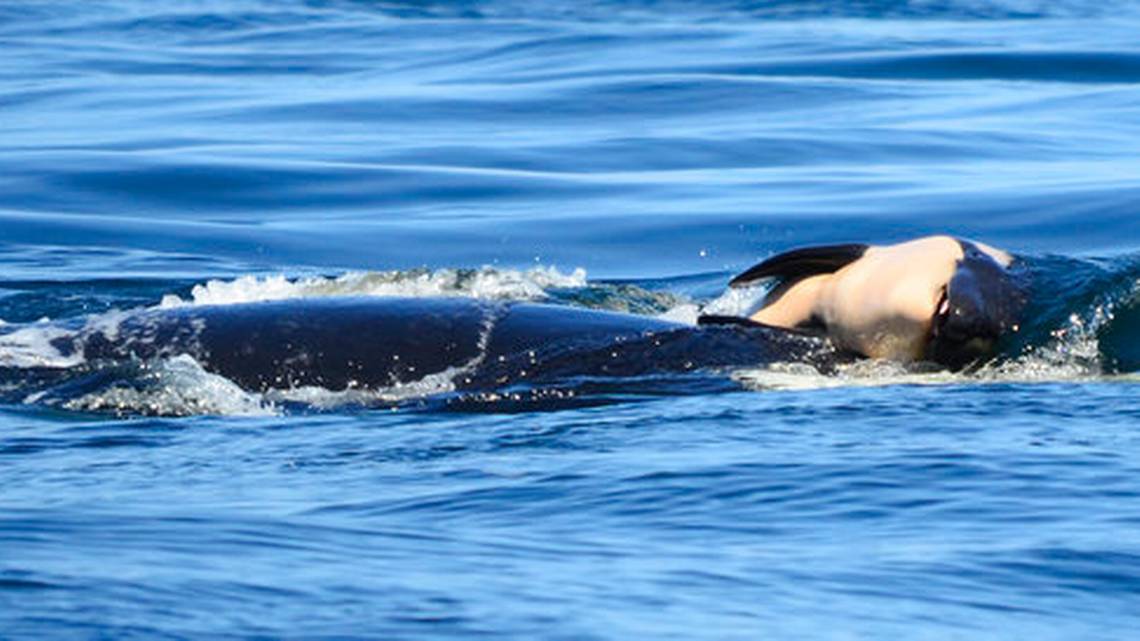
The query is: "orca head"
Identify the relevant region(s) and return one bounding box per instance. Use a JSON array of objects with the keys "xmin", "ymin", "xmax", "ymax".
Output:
[{"xmin": 926, "ymin": 241, "xmax": 1025, "ymax": 370}]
